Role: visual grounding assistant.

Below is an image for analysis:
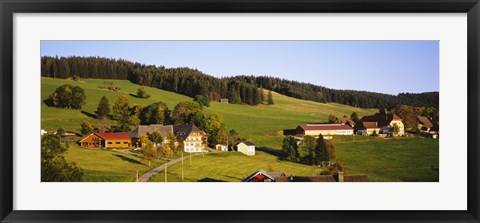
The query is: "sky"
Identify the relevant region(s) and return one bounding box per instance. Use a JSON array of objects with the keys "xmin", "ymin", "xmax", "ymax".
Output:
[{"xmin": 41, "ymin": 41, "xmax": 439, "ymax": 95}]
